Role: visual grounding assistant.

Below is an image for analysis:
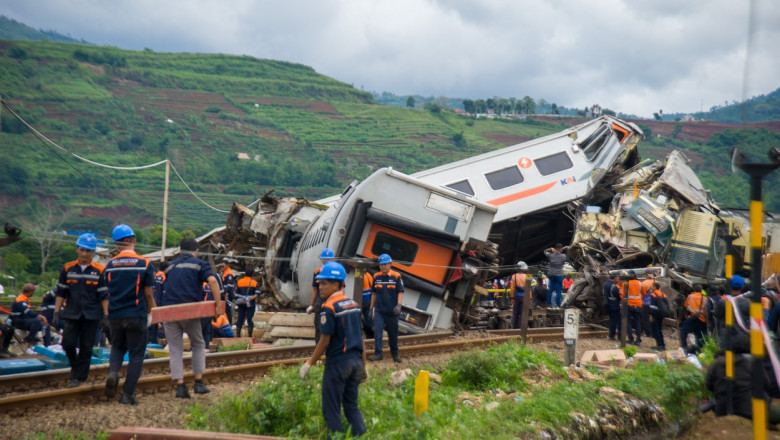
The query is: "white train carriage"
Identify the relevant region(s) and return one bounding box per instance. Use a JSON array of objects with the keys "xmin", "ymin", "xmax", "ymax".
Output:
[{"xmin": 412, "ymin": 116, "xmax": 644, "ymax": 264}]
